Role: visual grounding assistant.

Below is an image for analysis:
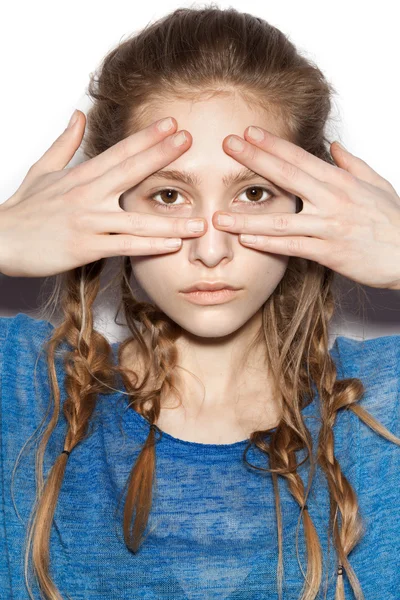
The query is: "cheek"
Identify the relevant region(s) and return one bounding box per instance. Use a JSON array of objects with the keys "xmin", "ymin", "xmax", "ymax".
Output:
[
  {"xmin": 244, "ymin": 250, "xmax": 289, "ymax": 276},
  {"xmin": 130, "ymin": 255, "xmax": 178, "ymax": 298},
  {"xmin": 245, "ymin": 252, "xmax": 289, "ymax": 296},
  {"xmin": 130, "ymin": 252, "xmax": 180, "ymax": 275}
]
